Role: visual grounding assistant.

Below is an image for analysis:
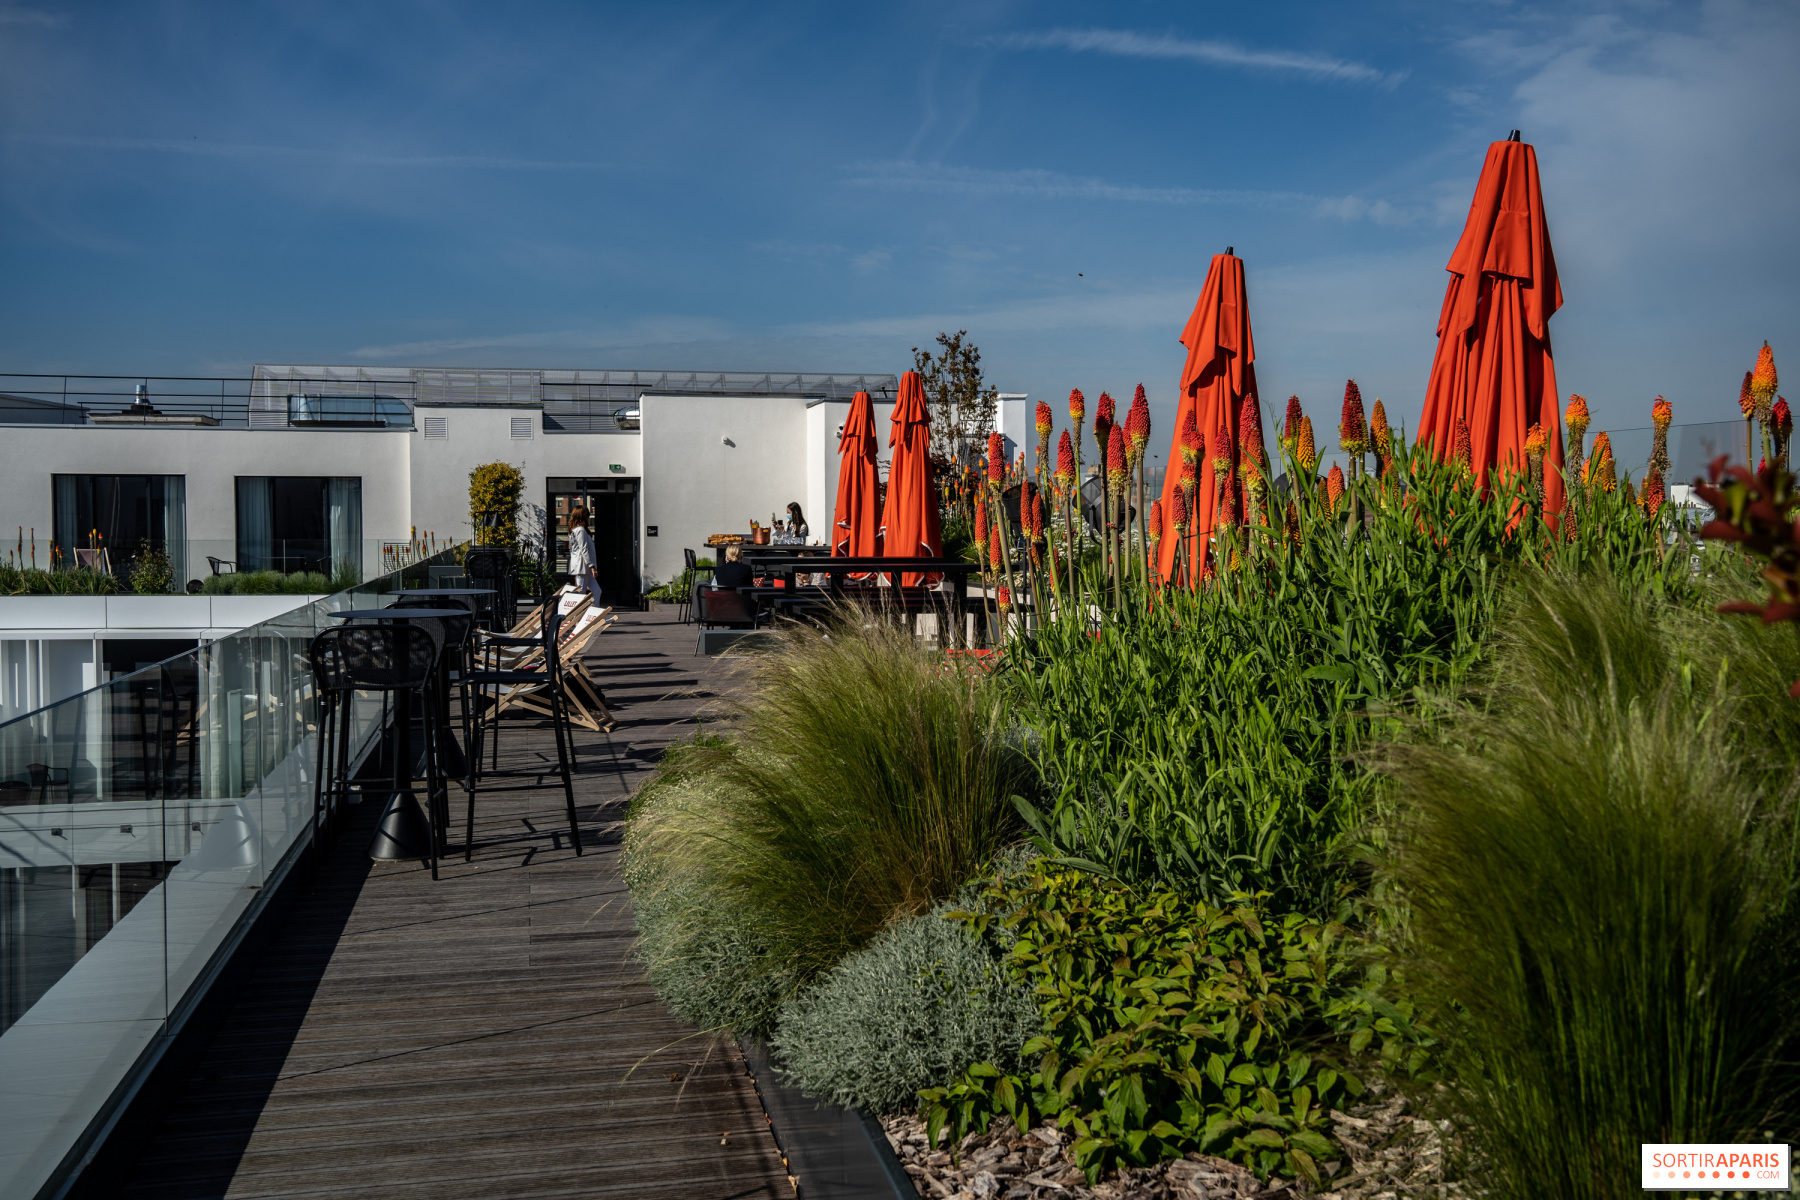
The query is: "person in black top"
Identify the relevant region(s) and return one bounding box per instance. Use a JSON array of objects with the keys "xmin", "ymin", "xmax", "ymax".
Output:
[{"xmin": 711, "ymin": 543, "xmax": 754, "ymax": 588}]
